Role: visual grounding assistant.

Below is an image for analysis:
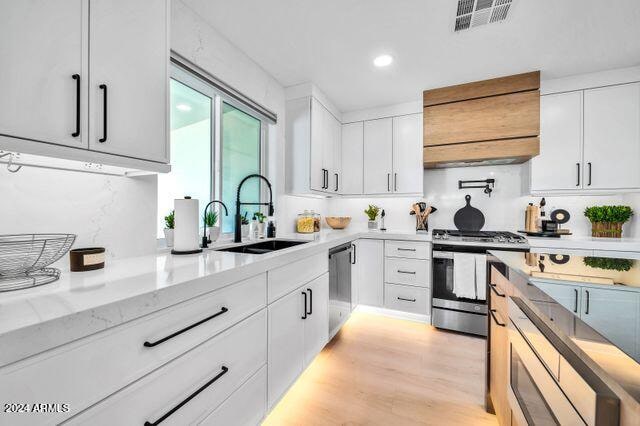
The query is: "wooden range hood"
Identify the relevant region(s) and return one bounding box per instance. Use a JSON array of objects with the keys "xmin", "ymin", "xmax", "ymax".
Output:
[{"xmin": 423, "ymin": 71, "xmax": 540, "ymax": 168}]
